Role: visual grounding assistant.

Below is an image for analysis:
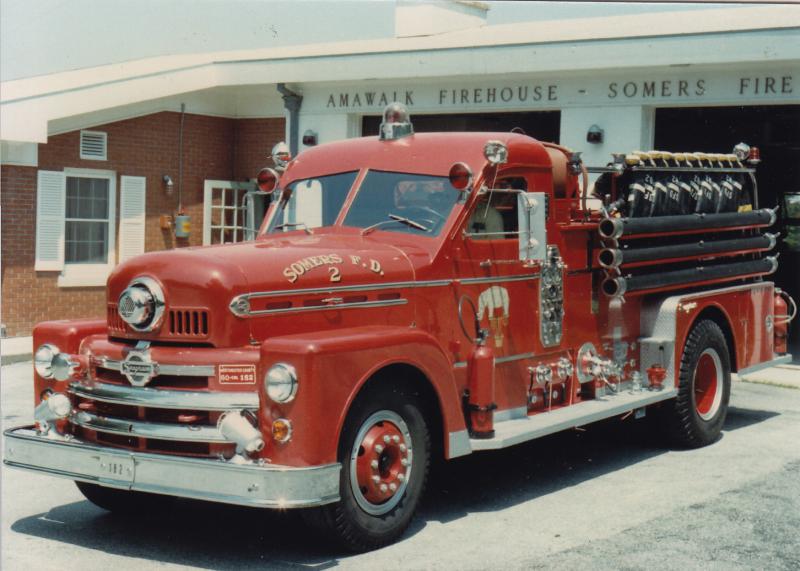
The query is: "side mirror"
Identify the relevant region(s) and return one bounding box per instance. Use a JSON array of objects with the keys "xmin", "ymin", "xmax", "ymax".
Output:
[{"xmin": 518, "ymin": 192, "xmax": 547, "ymax": 262}]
